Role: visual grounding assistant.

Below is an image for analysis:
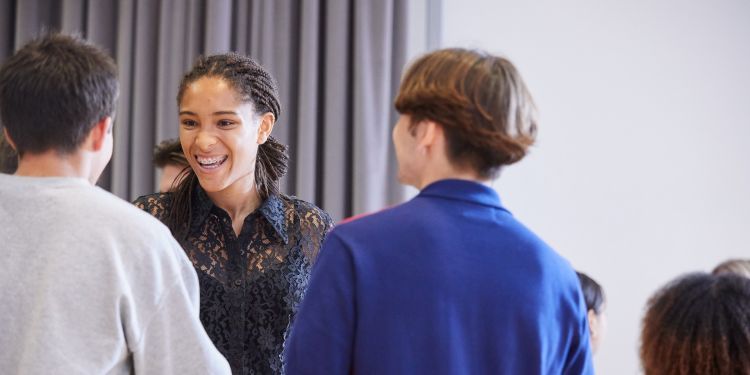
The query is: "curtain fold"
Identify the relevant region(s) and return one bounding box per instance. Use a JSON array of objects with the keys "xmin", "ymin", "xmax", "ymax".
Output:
[{"xmin": 0, "ymin": 0, "xmax": 408, "ymax": 221}]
